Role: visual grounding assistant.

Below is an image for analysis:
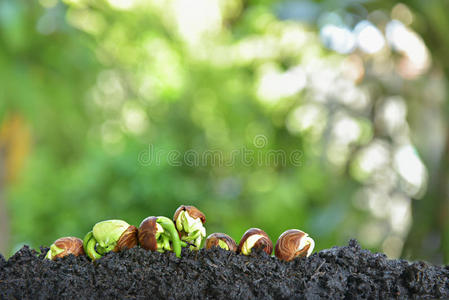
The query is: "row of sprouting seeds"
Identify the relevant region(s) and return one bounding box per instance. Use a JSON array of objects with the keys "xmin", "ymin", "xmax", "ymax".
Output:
[{"xmin": 45, "ymin": 205, "xmax": 315, "ymax": 262}]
